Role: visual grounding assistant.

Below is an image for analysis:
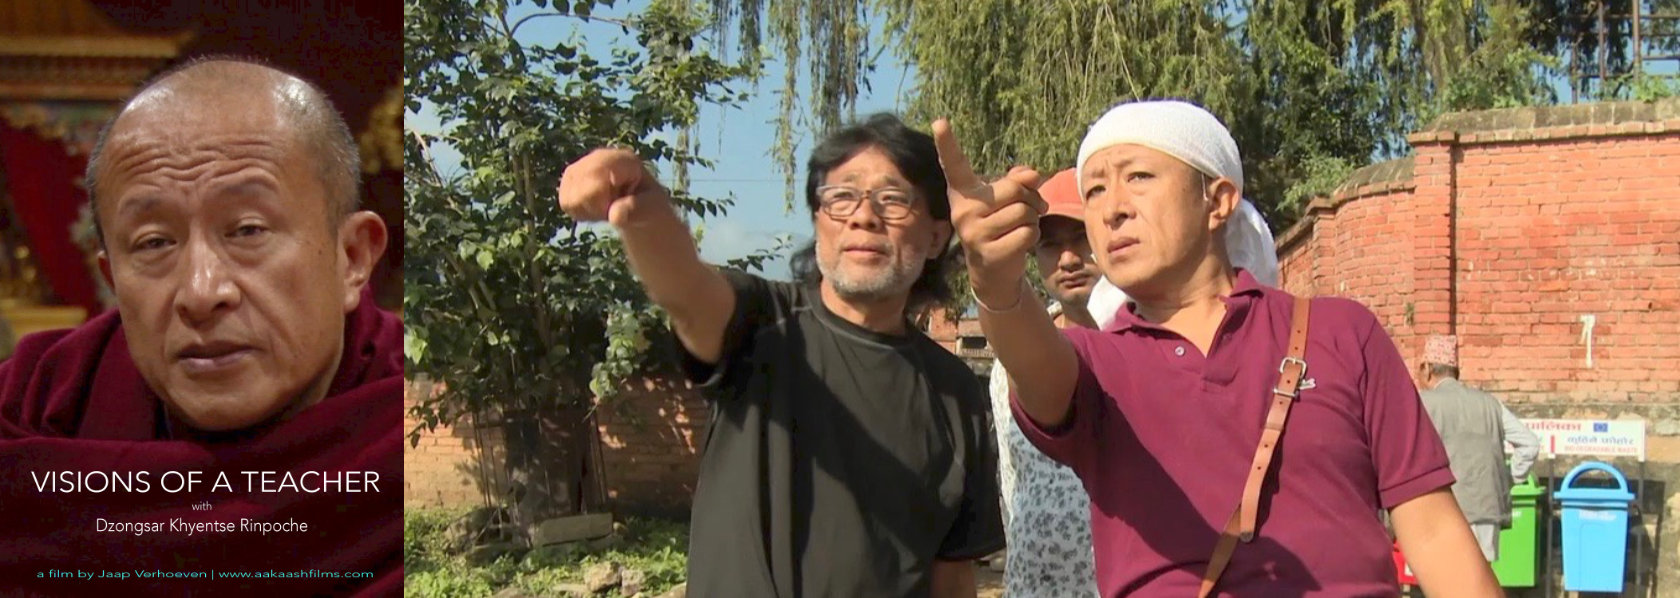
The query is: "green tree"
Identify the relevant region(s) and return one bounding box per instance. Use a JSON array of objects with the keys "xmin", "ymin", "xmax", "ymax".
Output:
[
  {"xmin": 704, "ymin": 0, "xmax": 1603, "ymax": 228},
  {"xmin": 885, "ymin": 0, "xmax": 1377, "ymax": 226},
  {"xmin": 886, "ymin": 0, "xmax": 1566, "ymax": 225},
  {"xmin": 1528, "ymin": 0, "xmax": 1680, "ymax": 101},
  {"xmin": 403, "ymin": 0, "xmax": 758, "ymax": 538}
]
